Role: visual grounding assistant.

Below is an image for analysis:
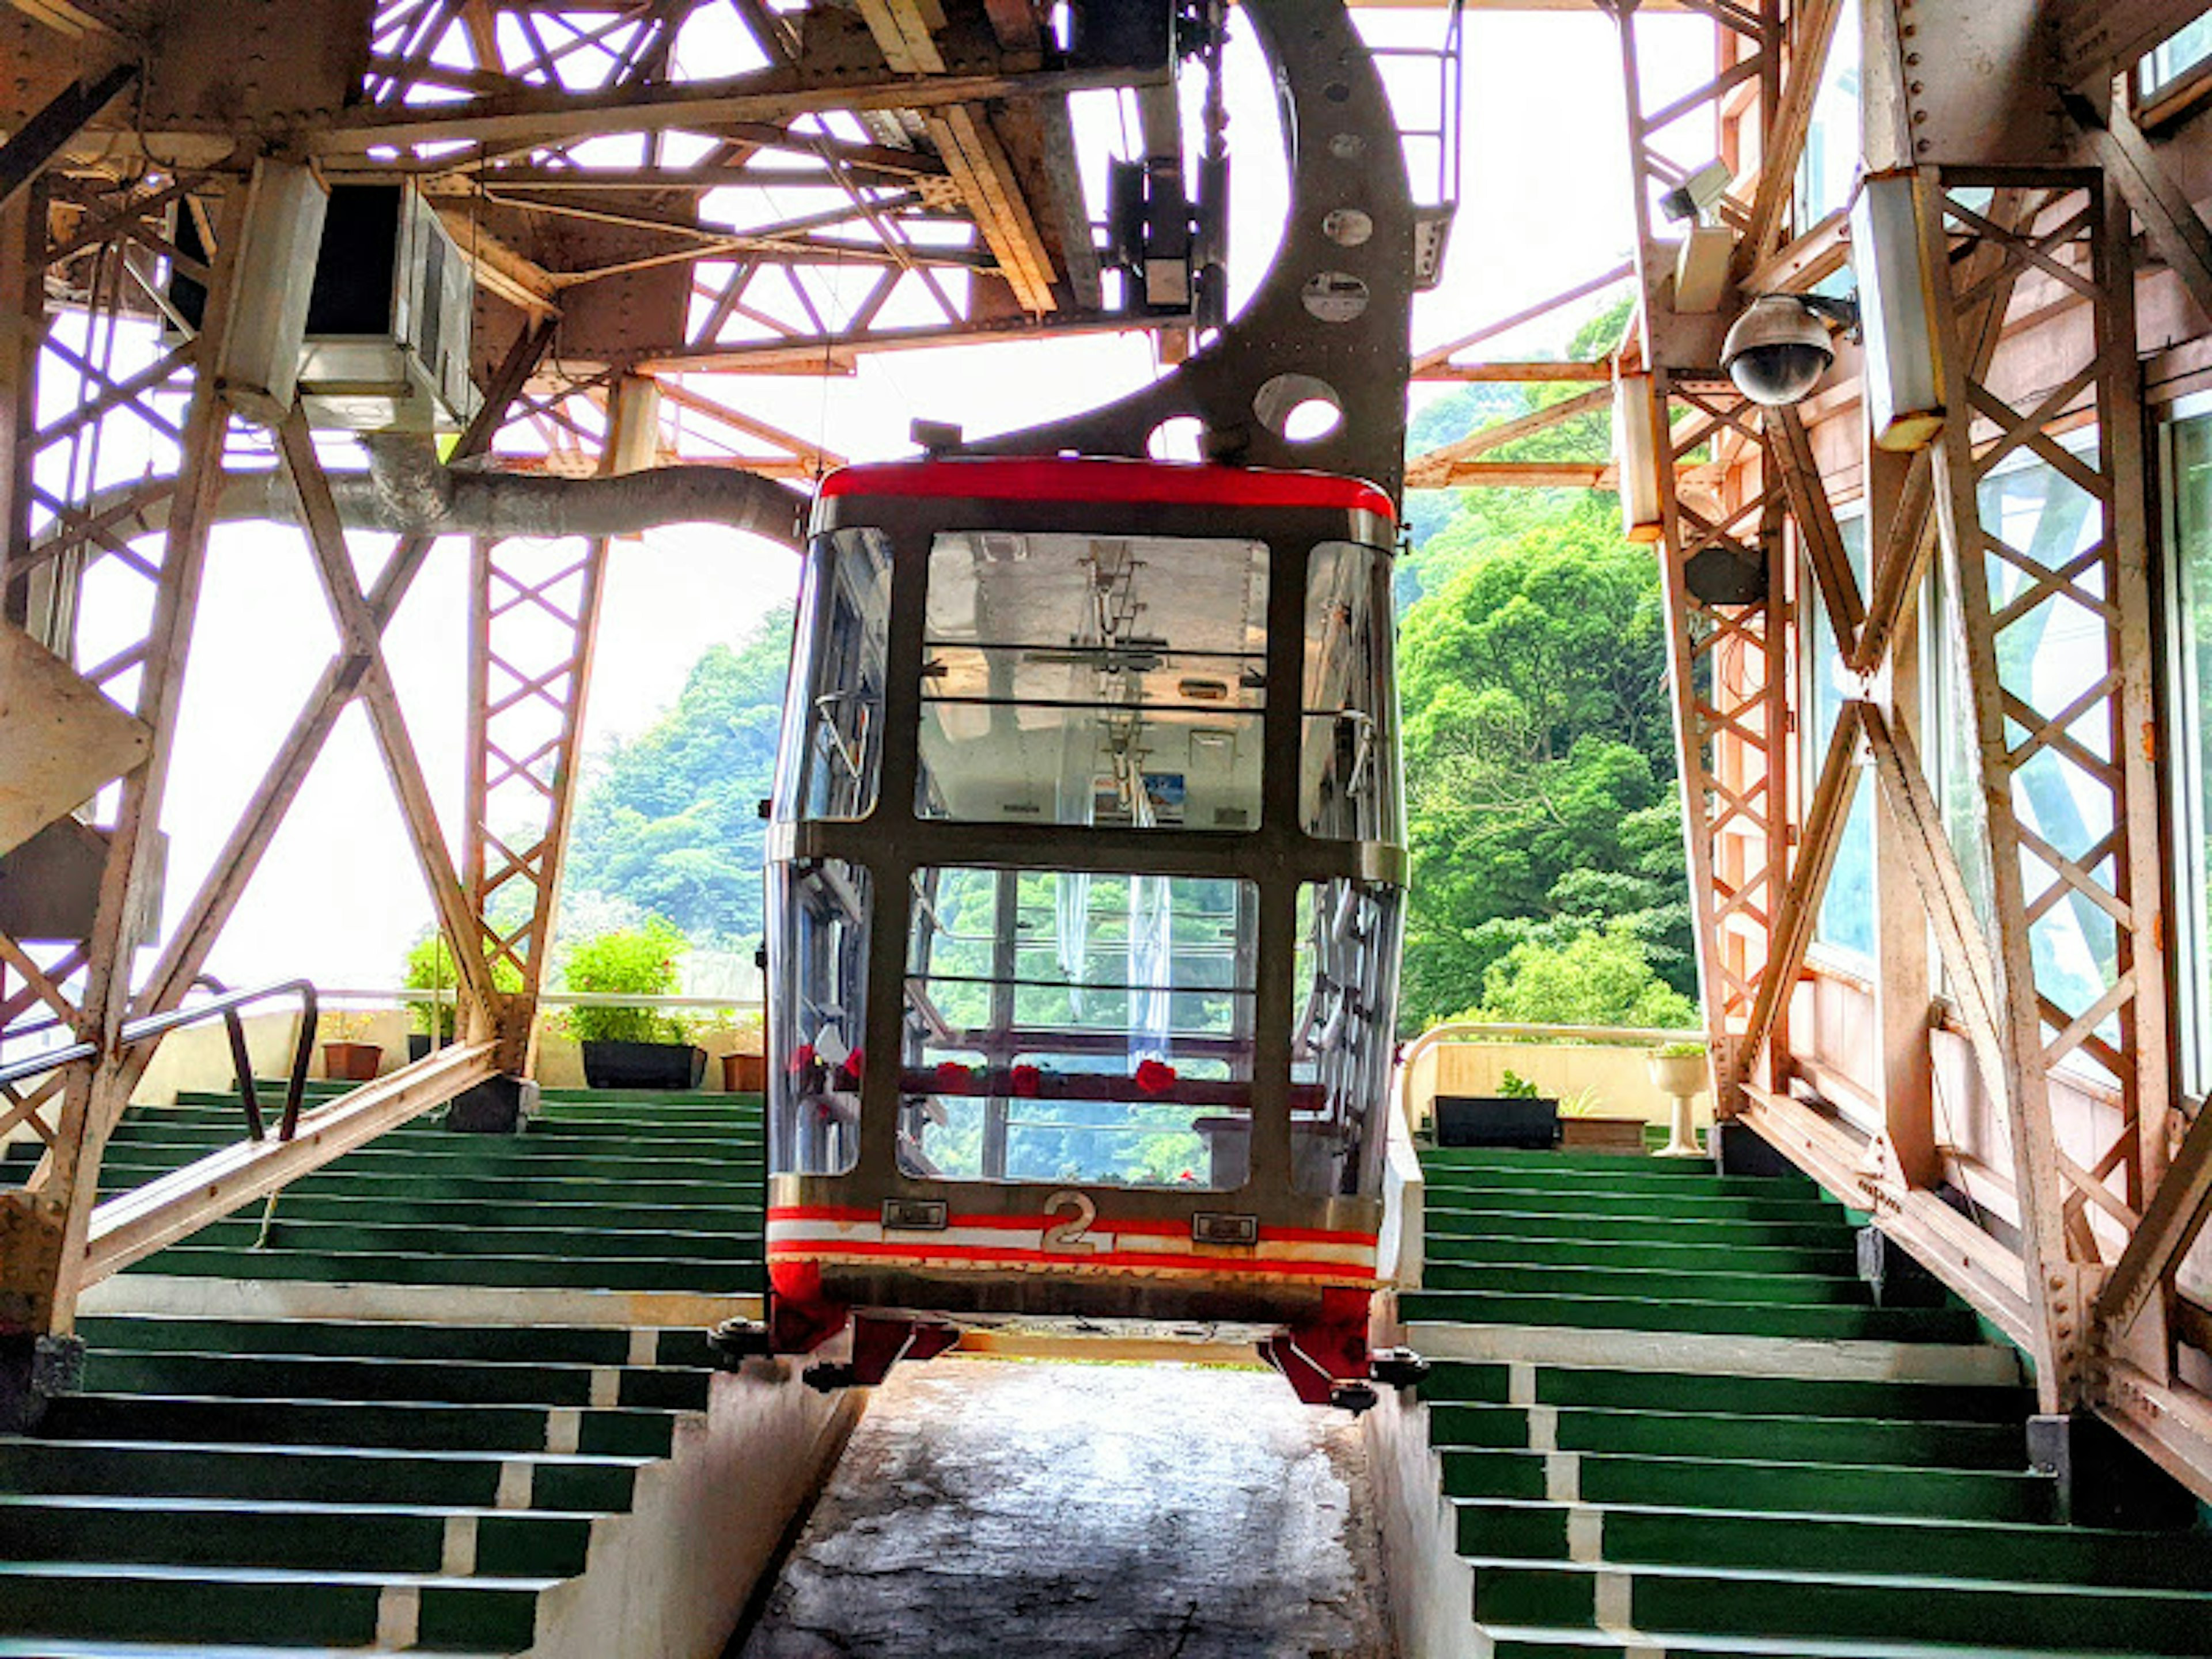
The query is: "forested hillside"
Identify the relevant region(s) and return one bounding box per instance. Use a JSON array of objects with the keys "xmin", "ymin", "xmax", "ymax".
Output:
[{"xmin": 559, "ymin": 304, "xmax": 1696, "ymax": 1031}]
